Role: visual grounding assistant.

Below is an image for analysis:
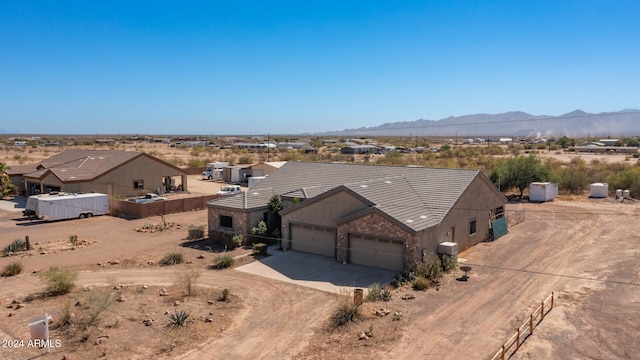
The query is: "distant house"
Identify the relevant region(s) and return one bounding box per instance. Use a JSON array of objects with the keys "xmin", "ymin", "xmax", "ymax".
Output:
[
  {"xmin": 340, "ymin": 145, "xmax": 381, "ymax": 155},
  {"xmin": 250, "ymin": 161, "xmax": 287, "ymax": 177},
  {"xmin": 20, "ymin": 149, "xmax": 188, "ymax": 197},
  {"xmin": 599, "ymin": 139, "xmax": 619, "ymax": 147},
  {"xmin": 206, "ymin": 162, "xmax": 507, "ymax": 271}
]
